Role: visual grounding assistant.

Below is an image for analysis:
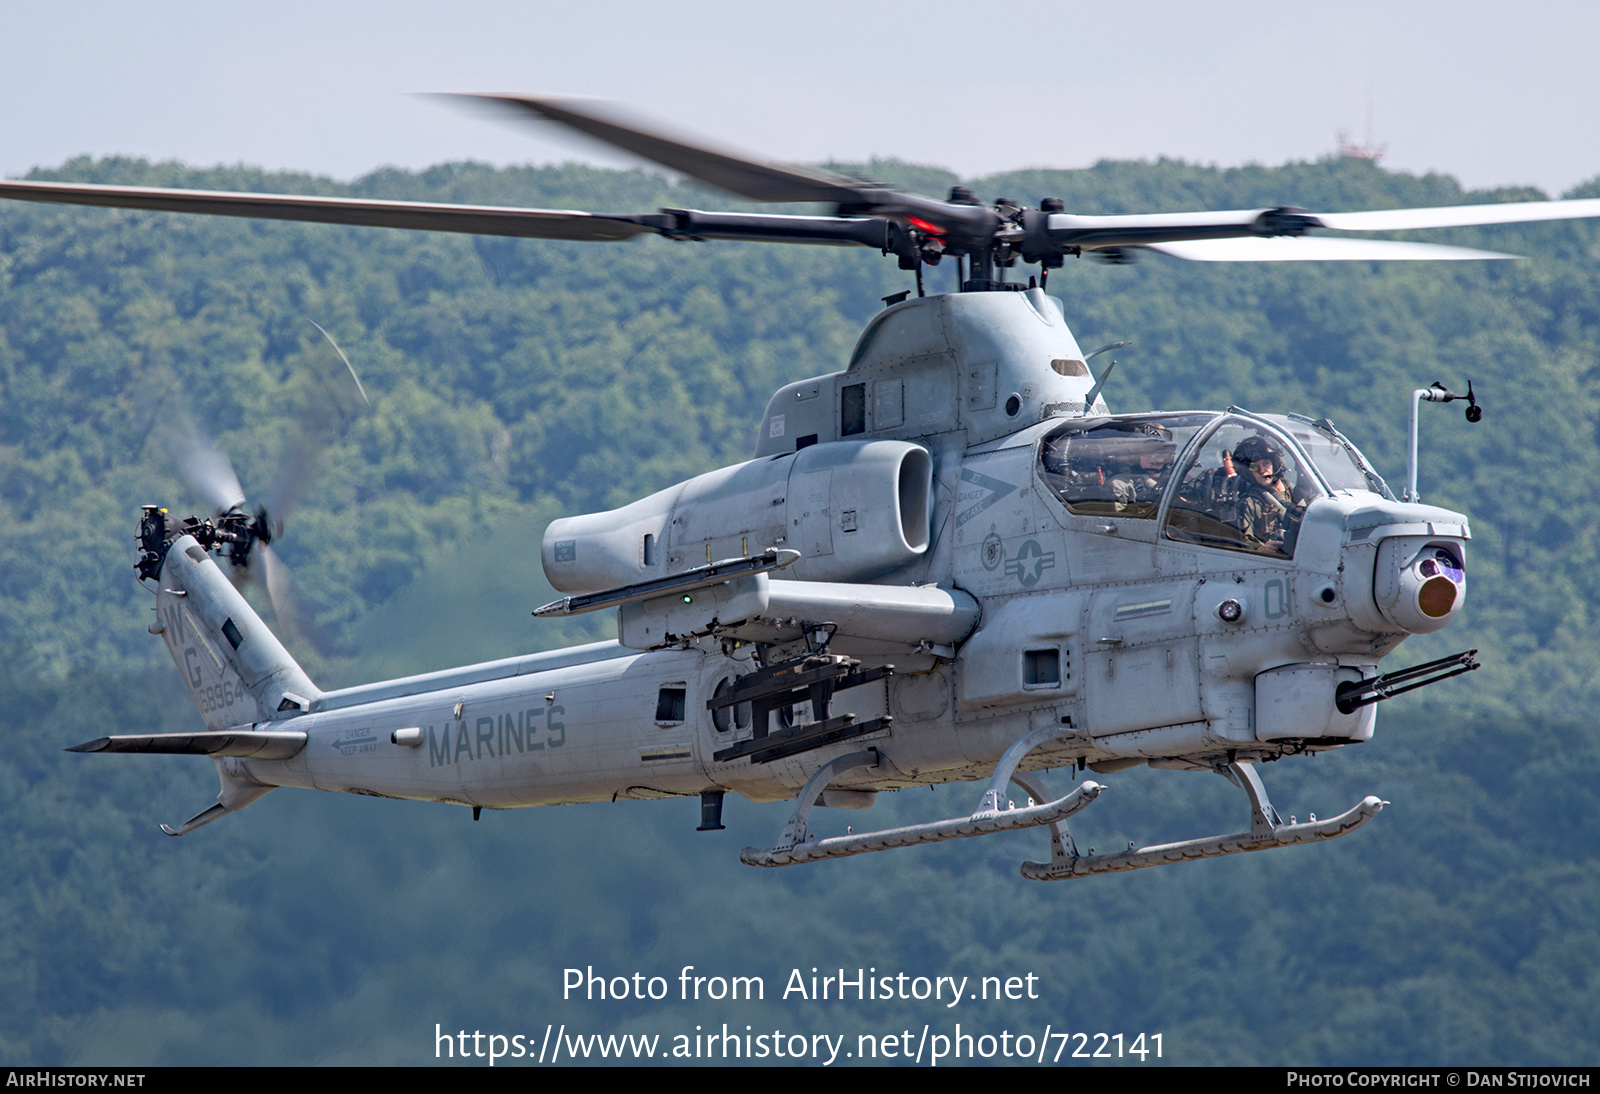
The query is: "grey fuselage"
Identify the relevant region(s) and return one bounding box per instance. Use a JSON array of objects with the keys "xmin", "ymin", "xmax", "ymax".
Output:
[{"xmin": 153, "ymin": 290, "xmax": 1469, "ymax": 814}]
